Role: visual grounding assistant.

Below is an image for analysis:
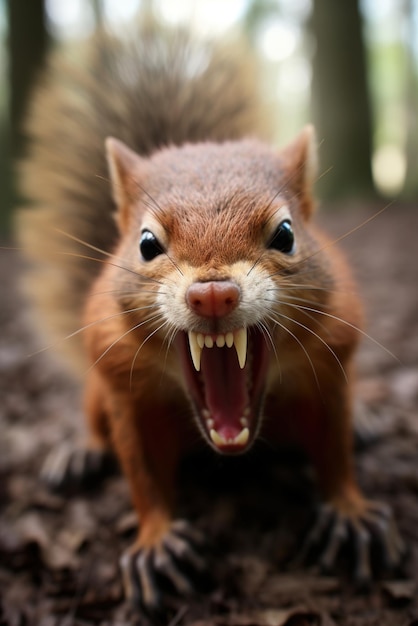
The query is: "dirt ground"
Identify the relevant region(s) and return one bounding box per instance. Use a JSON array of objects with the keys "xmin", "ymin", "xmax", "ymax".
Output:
[{"xmin": 1, "ymin": 202, "xmax": 418, "ymax": 626}]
